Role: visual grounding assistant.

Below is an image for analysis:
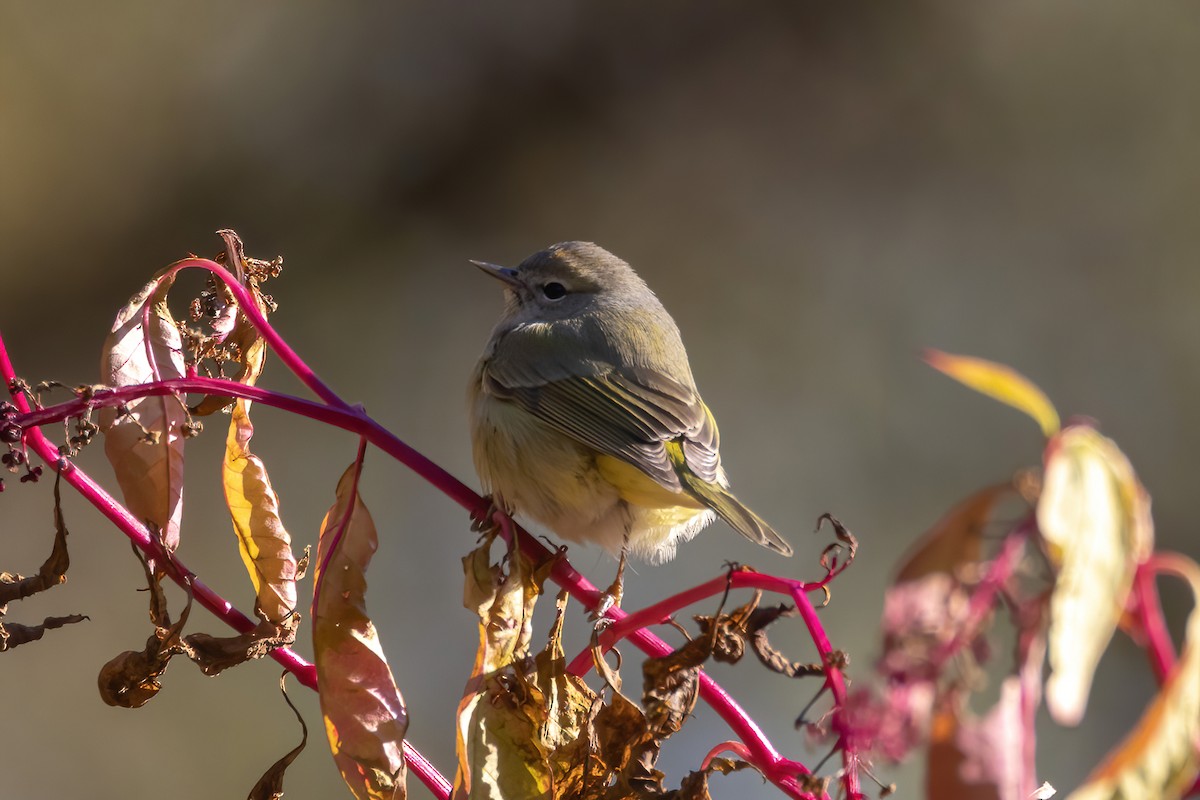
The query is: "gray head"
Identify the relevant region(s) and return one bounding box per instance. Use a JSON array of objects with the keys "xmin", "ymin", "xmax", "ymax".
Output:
[{"xmin": 472, "ymin": 241, "xmax": 659, "ymax": 326}]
